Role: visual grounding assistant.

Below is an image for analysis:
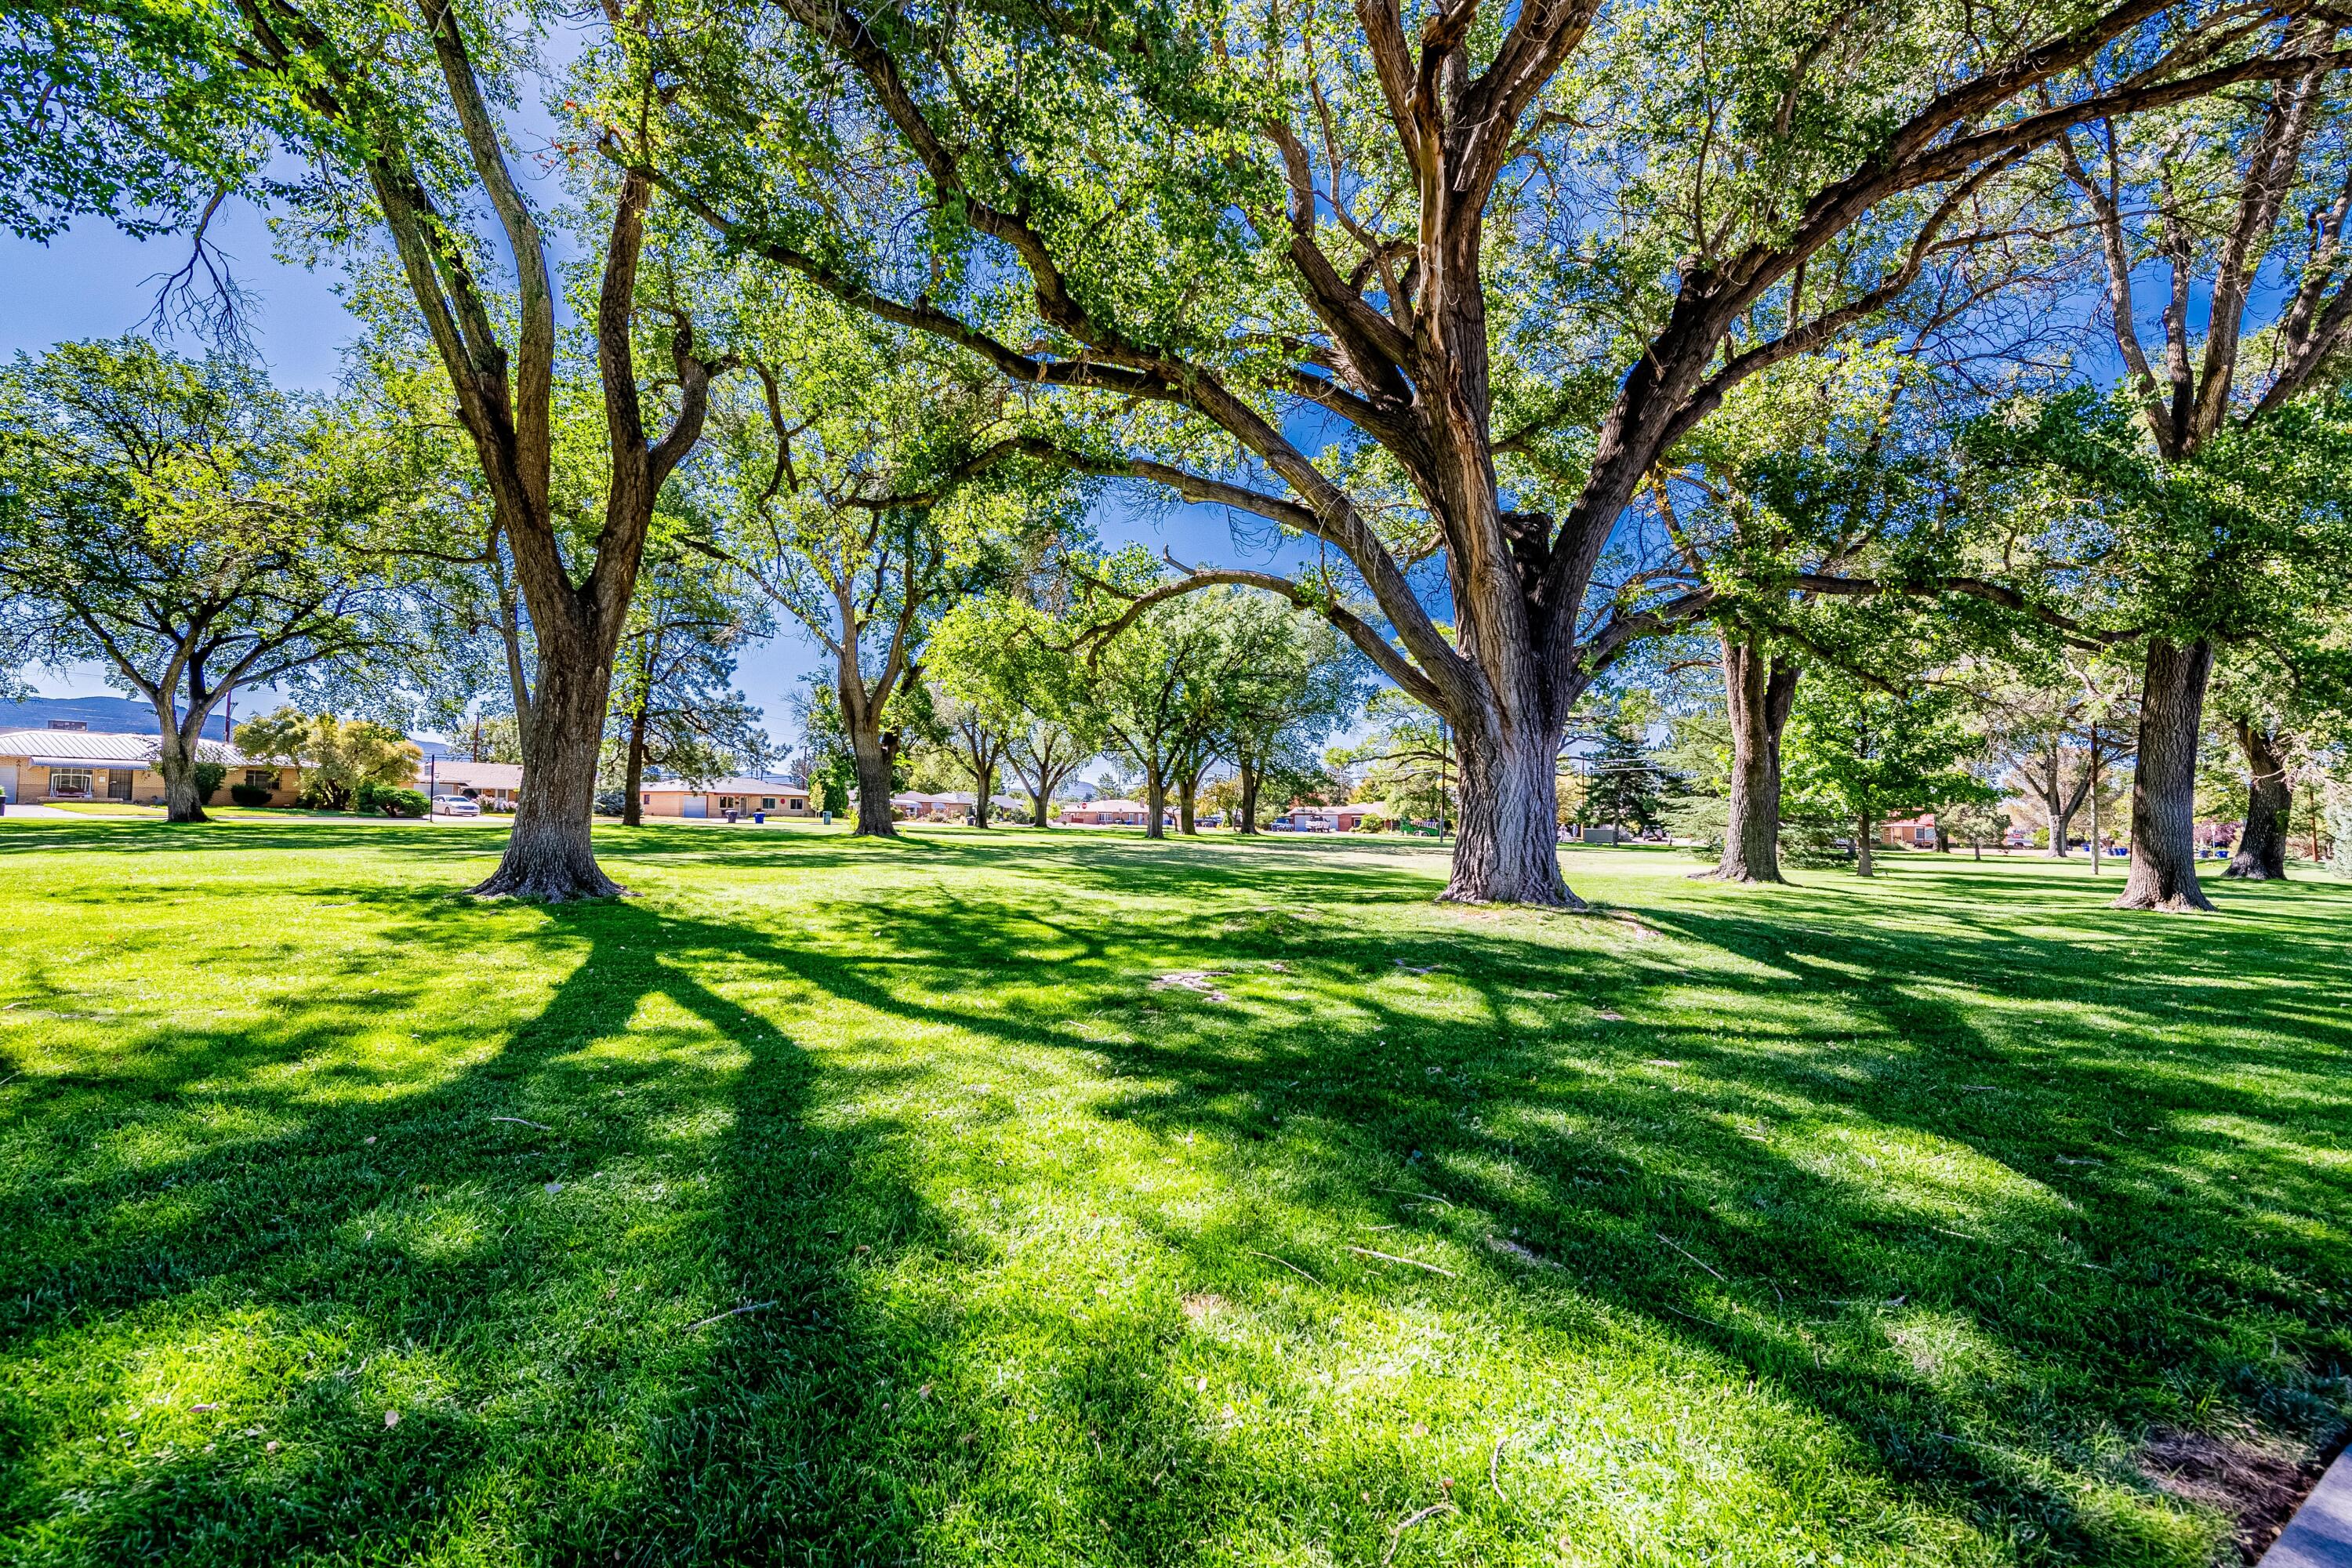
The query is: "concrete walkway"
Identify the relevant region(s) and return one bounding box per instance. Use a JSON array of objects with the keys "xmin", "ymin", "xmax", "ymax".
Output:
[
  {"xmin": 2267, "ymin": 1450, "xmax": 2352, "ymax": 1567},
  {"xmin": 0, "ymin": 803, "xmax": 94, "ymax": 820}
]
